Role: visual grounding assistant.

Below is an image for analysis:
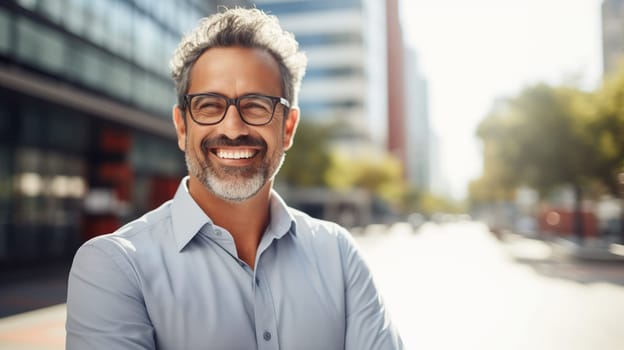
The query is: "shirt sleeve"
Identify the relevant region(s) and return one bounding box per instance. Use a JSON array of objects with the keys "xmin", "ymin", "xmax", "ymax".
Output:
[
  {"xmin": 65, "ymin": 239, "xmax": 155, "ymax": 350},
  {"xmin": 339, "ymin": 230, "xmax": 404, "ymax": 350}
]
